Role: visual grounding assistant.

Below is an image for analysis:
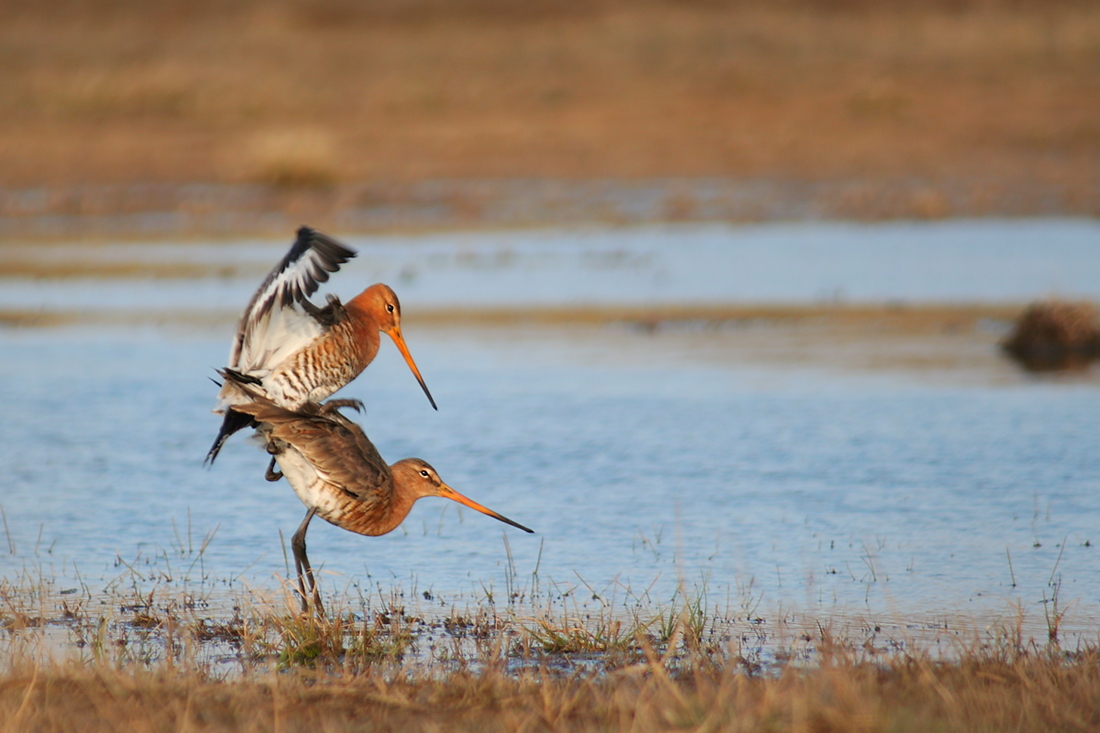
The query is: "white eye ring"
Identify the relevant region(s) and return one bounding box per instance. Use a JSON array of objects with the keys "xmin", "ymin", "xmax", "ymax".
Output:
[
  {"xmin": 386, "ymin": 303, "xmax": 396, "ymax": 313},
  {"xmin": 420, "ymin": 470, "xmax": 430, "ymax": 478}
]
